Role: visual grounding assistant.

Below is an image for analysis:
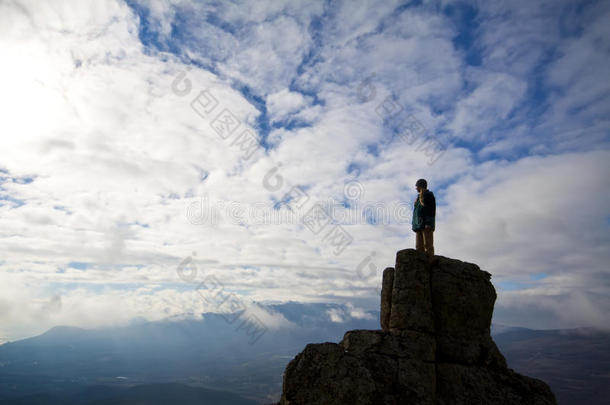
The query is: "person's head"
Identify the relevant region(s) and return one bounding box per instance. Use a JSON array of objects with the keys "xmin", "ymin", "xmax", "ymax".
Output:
[{"xmin": 415, "ymin": 178, "xmax": 427, "ymax": 193}]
